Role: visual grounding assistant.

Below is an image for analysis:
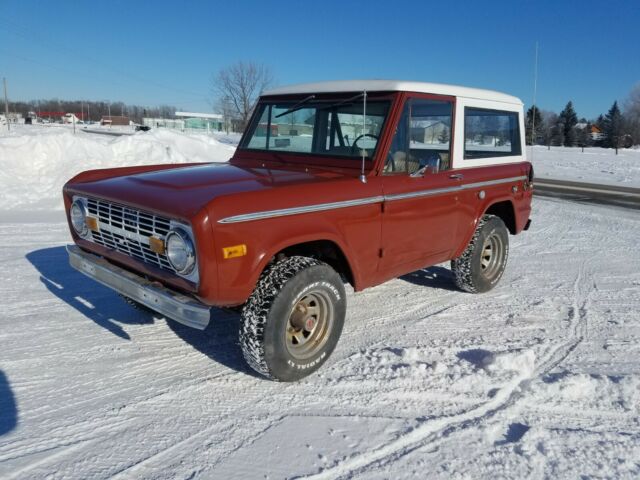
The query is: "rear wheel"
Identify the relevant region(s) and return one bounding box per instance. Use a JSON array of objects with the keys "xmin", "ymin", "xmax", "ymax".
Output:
[
  {"xmin": 451, "ymin": 214, "xmax": 509, "ymax": 293},
  {"xmin": 239, "ymin": 256, "xmax": 346, "ymax": 381}
]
